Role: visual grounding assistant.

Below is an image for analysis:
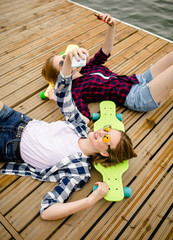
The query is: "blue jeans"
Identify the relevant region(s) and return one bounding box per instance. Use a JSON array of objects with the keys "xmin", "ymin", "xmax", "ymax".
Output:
[
  {"xmin": 0, "ymin": 104, "xmax": 32, "ymax": 161},
  {"xmin": 124, "ymin": 69, "xmax": 160, "ymax": 111}
]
